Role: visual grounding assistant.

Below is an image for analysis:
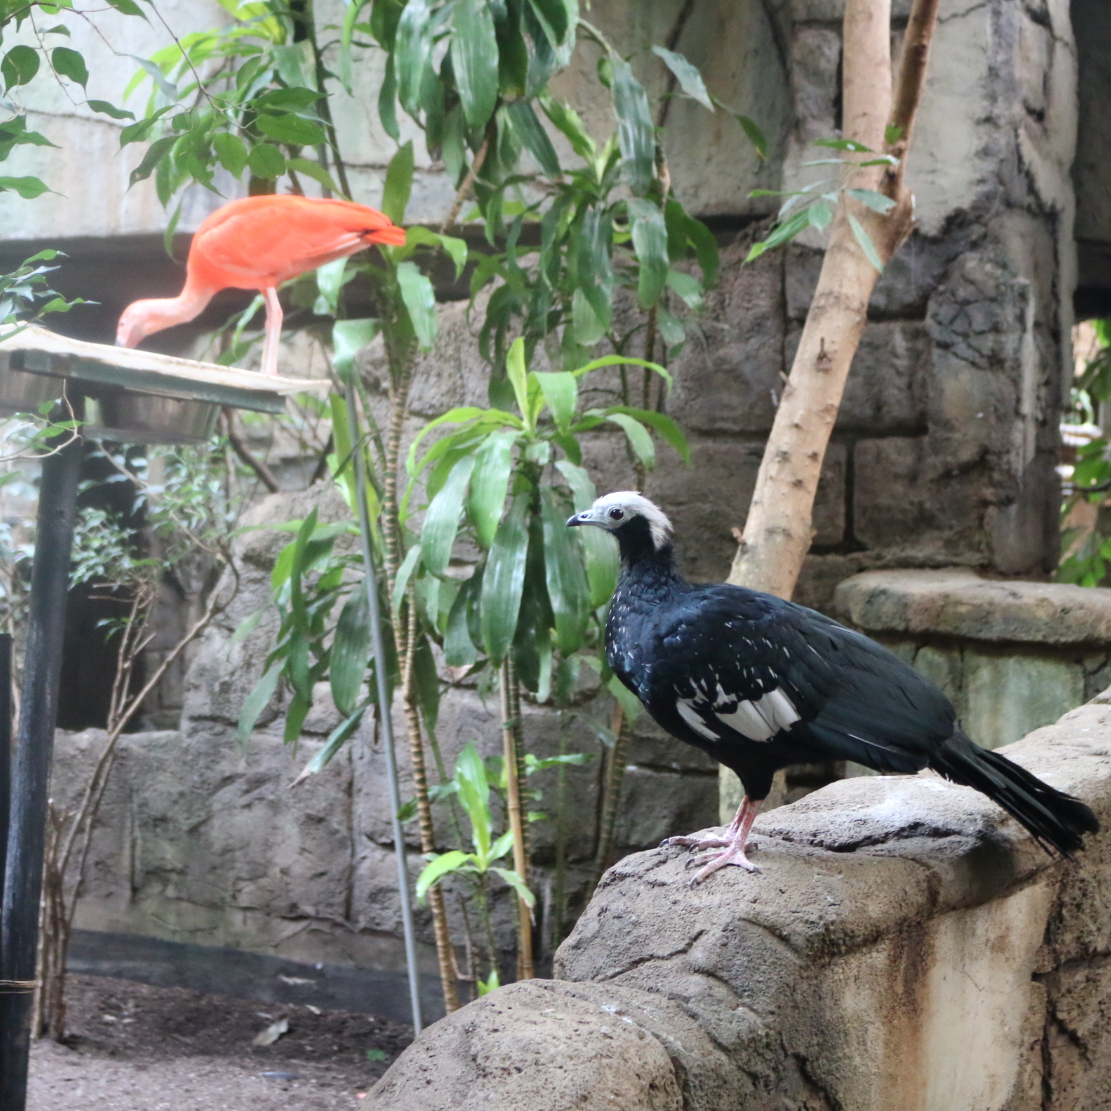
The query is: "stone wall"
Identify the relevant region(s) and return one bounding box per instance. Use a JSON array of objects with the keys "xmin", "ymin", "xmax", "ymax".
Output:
[{"xmin": 367, "ymin": 692, "xmax": 1111, "ymax": 1111}]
